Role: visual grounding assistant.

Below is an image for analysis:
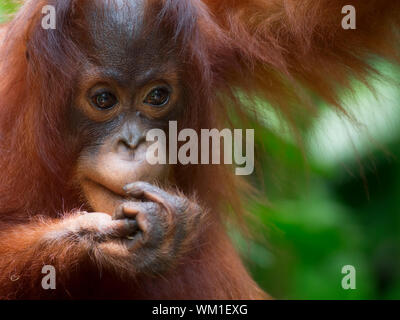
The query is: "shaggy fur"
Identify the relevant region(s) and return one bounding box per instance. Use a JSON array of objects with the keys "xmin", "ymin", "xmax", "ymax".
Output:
[{"xmin": 0, "ymin": 0, "xmax": 398, "ymax": 299}]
